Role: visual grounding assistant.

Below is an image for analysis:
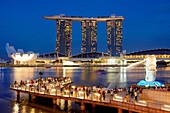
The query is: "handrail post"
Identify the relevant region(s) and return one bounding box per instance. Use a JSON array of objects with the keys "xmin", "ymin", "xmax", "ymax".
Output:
[{"xmin": 80, "ymin": 102, "xmax": 85, "ymax": 111}]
